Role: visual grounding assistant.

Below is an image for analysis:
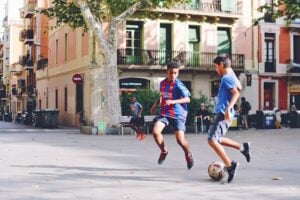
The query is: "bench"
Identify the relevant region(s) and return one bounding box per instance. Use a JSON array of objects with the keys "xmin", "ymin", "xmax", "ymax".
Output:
[
  {"xmin": 144, "ymin": 115, "xmax": 156, "ymax": 134},
  {"xmin": 119, "ymin": 115, "xmax": 157, "ymax": 136},
  {"xmin": 119, "ymin": 116, "xmax": 133, "ymax": 136}
]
